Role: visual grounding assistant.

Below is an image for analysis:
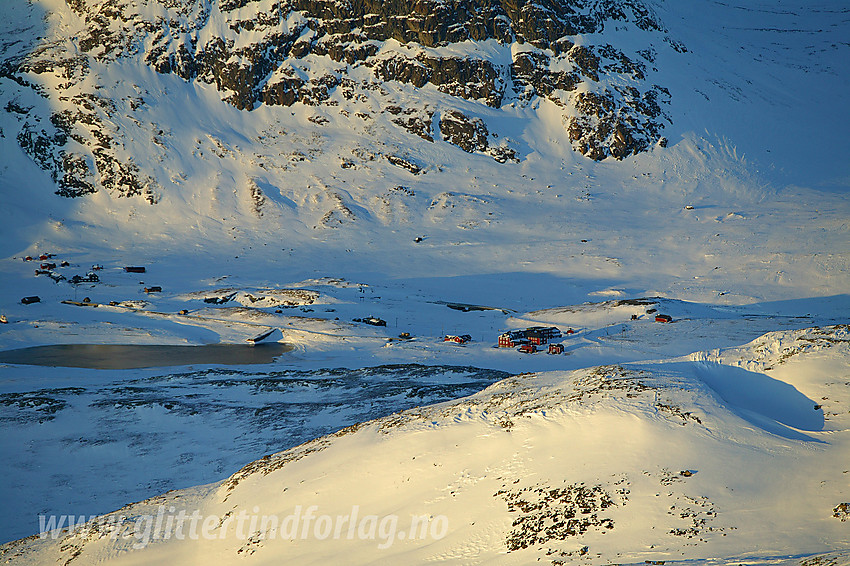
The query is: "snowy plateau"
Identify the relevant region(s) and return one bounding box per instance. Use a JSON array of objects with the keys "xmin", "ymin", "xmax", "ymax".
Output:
[{"xmin": 0, "ymin": 0, "xmax": 849, "ymax": 564}]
